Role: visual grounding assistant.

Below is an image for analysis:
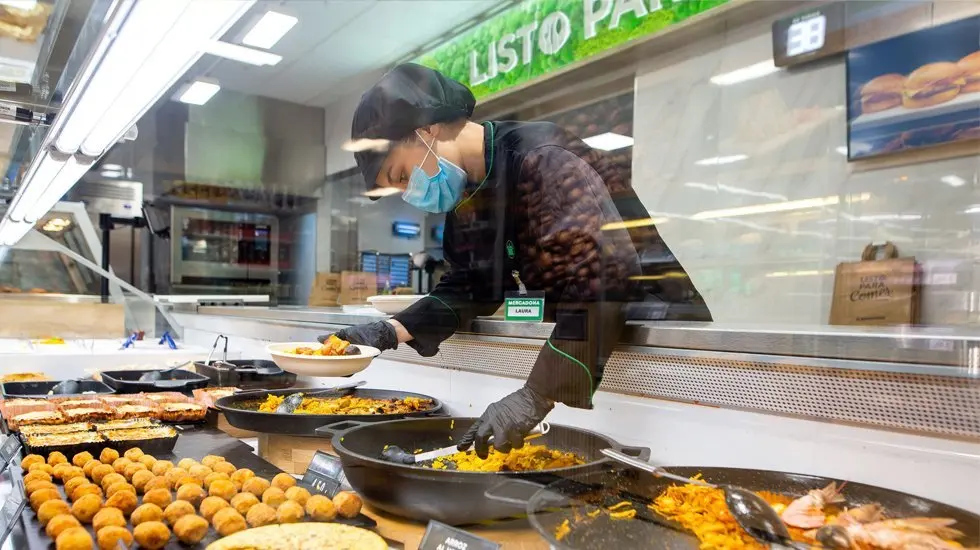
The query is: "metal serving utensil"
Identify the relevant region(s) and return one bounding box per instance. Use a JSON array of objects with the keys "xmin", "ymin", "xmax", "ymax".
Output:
[
  {"xmin": 274, "ymin": 380, "xmax": 366, "ymax": 413},
  {"xmin": 601, "ymin": 449, "xmax": 809, "ymax": 550},
  {"xmin": 381, "ymin": 422, "xmax": 551, "ymax": 465}
]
